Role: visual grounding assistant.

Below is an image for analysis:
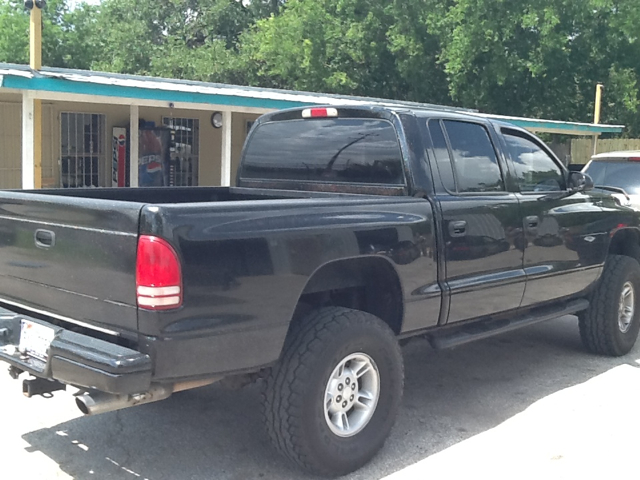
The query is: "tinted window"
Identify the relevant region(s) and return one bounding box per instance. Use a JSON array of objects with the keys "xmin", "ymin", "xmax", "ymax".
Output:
[
  {"xmin": 428, "ymin": 120, "xmax": 456, "ymax": 191},
  {"xmin": 443, "ymin": 121, "xmax": 504, "ymax": 193},
  {"xmin": 584, "ymin": 162, "xmax": 640, "ymax": 194},
  {"xmin": 241, "ymin": 119, "xmax": 404, "ymax": 185},
  {"xmin": 504, "ymin": 132, "xmax": 563, "ymax": 192}
]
